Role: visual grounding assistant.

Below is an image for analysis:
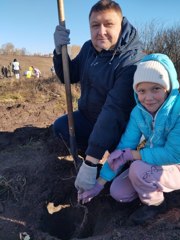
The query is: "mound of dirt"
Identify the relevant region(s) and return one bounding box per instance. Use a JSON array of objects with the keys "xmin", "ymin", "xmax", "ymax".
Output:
[{"xmin": 0, "ymin": 77, "xmax": 180, "ymax": 240}]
